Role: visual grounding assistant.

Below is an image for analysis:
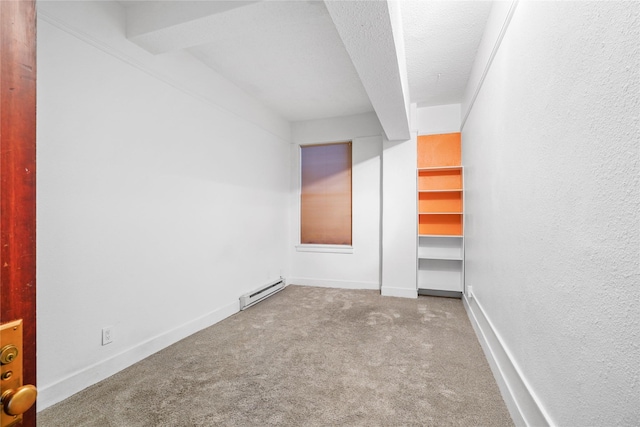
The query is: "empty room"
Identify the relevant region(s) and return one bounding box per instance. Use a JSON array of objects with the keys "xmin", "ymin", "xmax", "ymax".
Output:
[{"xmin": 1, "ymin": 0, "xmax": 638, "ymax": 426}]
